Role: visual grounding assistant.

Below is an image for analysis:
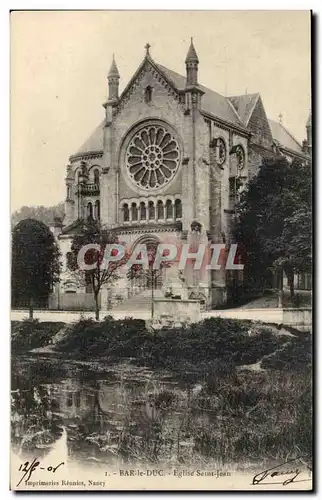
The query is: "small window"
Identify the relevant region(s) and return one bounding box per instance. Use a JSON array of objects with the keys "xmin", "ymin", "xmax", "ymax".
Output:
[
  {"xmin": 148, "ymin": 201, "xmax": 155, "ymax": 220},
  {"xmin": 174, "ymin": 199, "xmax": 182, "ymax": 219},
  {"xmin": 132, "ymin": 203, "xmax": 138, "ymax": 221},
  {"xmin": 157, "ymin": 200, "xmax": 164, "ymax": 219},
  {"xmin": 140, "ymin": 202, "xmax": 146, "ymax": 220},
  {"xmin": 123, "ymin": 203, "xmax": 129, "ymax": 222},
  {"xmin": 87, "ymin": 202, "xmax": 93, "ymax": 219},
  {"xmin": 94, "ymin": 200, "xmax": 100, "ymax": 220},
  {"xmin": 144, "ymin": 86, "xmax": 152, "ymax": 103},
  {"xmin": 93, "ymin": 169, "xmax": 100, "ymax": 185},
  {"xmin": 166, "ymin": 200, "xmax": 173, "ymax": 219}
]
